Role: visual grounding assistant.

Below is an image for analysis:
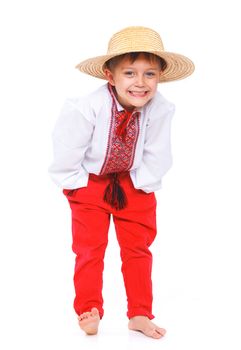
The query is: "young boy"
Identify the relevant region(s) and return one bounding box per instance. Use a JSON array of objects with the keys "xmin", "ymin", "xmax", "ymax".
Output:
[{"xmin": 49, "ymin": 26, "xmax": 194, "ymax": 339}]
